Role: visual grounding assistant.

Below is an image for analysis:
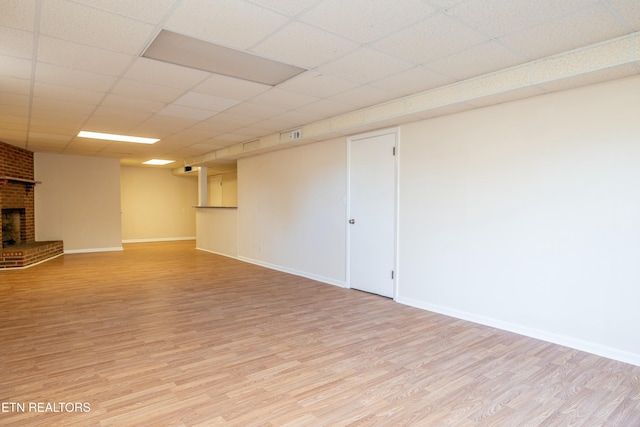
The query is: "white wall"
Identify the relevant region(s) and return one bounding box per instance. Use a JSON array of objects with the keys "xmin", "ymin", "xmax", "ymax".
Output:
[
  {"xmin": 196, "ymin": 208, "xmax": 237, "ymax": 257},
  {"xmin": 34, "ymin": 153, "xmax": 122, "ymax": 252},
  {"xmin": 237, "ymin": 138, "xmax": 347, "ymax": 286},
  {"xmin": 398, "ymin": 75, "xmax": 640, "ymax": 365},
  {"xmin": 121, "ymin": 167, "xmax": 197, "ymax": 242}
]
